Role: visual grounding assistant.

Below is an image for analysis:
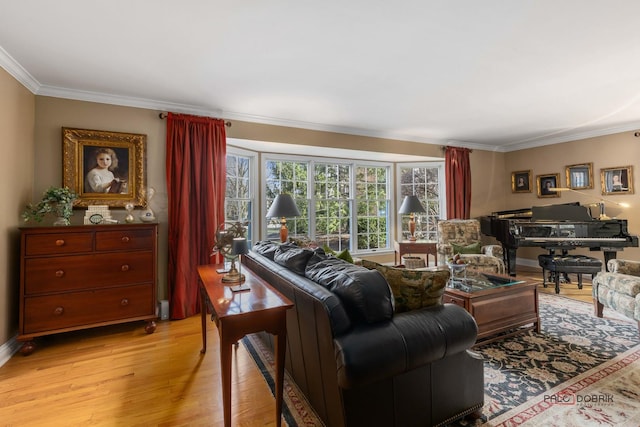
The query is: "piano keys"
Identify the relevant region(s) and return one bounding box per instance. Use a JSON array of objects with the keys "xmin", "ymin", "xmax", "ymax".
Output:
[{"xmin": 480, "ymin": 203, "xmax": 639, "ymax": 276}]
